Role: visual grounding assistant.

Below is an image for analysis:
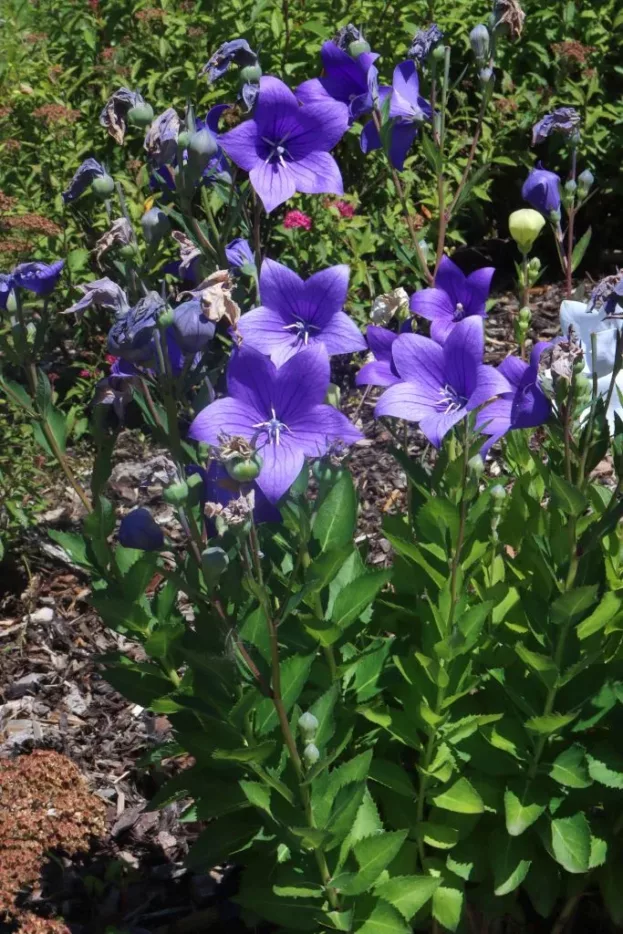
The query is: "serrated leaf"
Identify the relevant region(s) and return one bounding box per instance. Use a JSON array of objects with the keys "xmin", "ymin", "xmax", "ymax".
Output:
[
  {"xmin": 525, "ymin": 712, "xmax": 576, "ymax": 734},
  {"xmin": 431, "ymin": 777, "xmax": 484, "ymax": 814},
  {"xmin": 375, "ymin": 875, "xmax": 440, "ymax": 920},
  {"xmin": 571, "ymin": 226, "xmax": 591, "ymax": 273},
  {"xmin": 551, "ymin": 813, "xmax": 591, "ymax": 873},
  {"xmin": 432, "ymin": 881, "xmax": 463, "ymax": 932},
  {"xmin": 255, "ymin": 654, "xmax": 315, "ymax": 735},
  {"xmin": 493, "ymin": 835, "xmax": 532, "ymax": 895},
  {"xmin": 549, "ymin": 745, "xmax": 592, "ymax": 788},
  {"xmin": 551, "ymin": 586, "xmax": 598, "ymax": 624},
  {"xmin": 331, "ymin": 569, "xmax": 391, "ymax": 630},
  {"xmin": 332, "ymin": 831, "xmax": 408, "ymax": 895},
  {"xmin": 550, "ymin": 474, "xmax": 588, "ymax": 517},
  {"xmin": 504, "ymin": 785, "xmax": 546, "ymax": 836},
  {"xmin": 313, "ymin": 473, "xmax": 357, "ymax": 552},
  {"xmin": 587, "ymin": 745, "xmax": 623, "ymax": 788},
  {"xmin": 354, "ymin": 897, "xmax": 410, "ymax": 934},
  {"xmin": 577, "ymin": 591, "xmax": 623, "ymax": 639}
]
